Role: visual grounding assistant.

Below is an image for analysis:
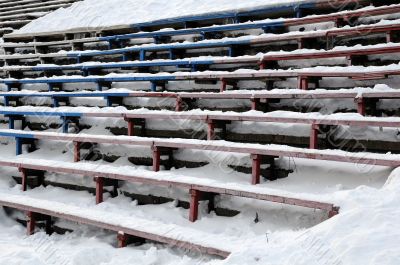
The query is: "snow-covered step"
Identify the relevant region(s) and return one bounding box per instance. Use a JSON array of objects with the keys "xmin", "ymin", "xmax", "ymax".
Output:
[
  {"xmin": 4, "ymin": 5, "xmax": 400, "ymax": 56},
  {"xmin": 0, "ymin": 192, "xmax": 232, "ymax": 258},
  {"xmin": 0, "ymin": 0, "xmax": 78, "ymax": 13},
  {"xmin": 0, "ymin": 3, "xmax": 75, "ymax": 17},
  {"xmin": 0, "ymin": 126, "xmax": 398, "ymax": 184},
  {"xmin": 0, "ymin": 56, "xmax": 262, "ymax": 75},
  {"xmin": 1, "ymin": 66, "xmax": 400, "ymax": 92},
  {"xmin": 0, "ymin": 157, "xmax": 339, "ymax": 220},
  {"xmin": 260, "ymin": 43, "xmax": 400, "ymax": 69},
  {"xmin": 0, "ymin": 27, "xmax": 390, "ymax": 65},
  {"xmin": 1, "ymin": 105, "xmax": 400, "ymax": 135},
  {"xmin": 0, "ymin": 87, "xmax": 397, "ymax": 116}
]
